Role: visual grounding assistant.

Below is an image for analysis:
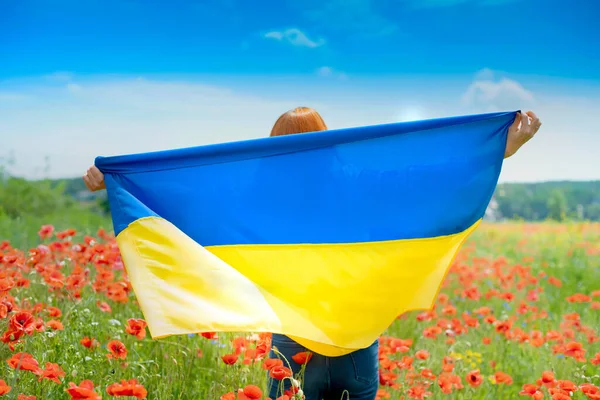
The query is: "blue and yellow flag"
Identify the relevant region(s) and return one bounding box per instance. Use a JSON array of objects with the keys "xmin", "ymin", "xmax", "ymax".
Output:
[{"xmin": 95, "ymin": 111, "xmax": 516, "ymax": 357}]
